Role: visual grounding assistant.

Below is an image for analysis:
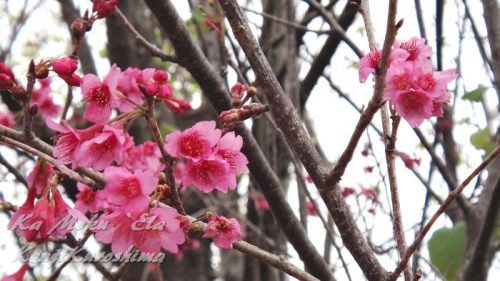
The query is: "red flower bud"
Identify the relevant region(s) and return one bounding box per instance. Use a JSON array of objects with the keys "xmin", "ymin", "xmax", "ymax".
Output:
[
  {"xmin": 93, "ymin": 0, "xmax": 119, "ymax": 19},
  {"xmin": 0, "ymin": 62, "xmax": 15, "ymax": 91},
  {"xmin": 51, "ymin": 57, "xmax": 78, "ymax": 77},
  {"xmin": 152, "ymin": 70, "xmax": 168, "ymax": 83}
]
